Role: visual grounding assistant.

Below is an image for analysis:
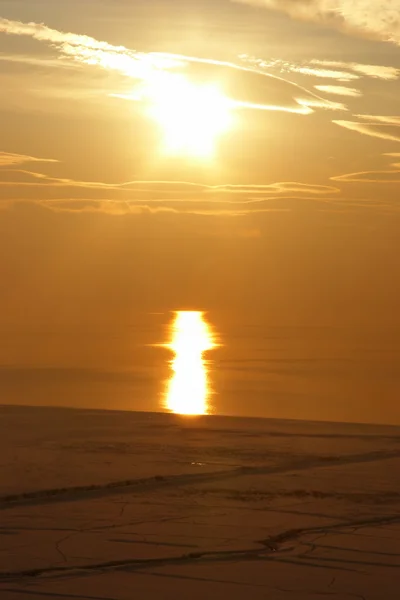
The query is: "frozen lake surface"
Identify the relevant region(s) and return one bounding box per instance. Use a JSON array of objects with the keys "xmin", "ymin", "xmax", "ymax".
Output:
[{"xmin": 1, "ymin": 405, "xmax": 400, "ymax": 599}]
